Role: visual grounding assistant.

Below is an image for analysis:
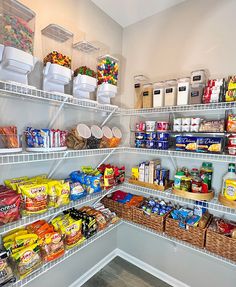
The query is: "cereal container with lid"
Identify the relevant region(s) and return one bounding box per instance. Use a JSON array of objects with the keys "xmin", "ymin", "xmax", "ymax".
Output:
[
  {"xmin": 191, "ymin": 69, "xmax": 207, "ymax": 85},
  {"xmin": 164, "ymin": 80, "xmax": 177, "ymax": 106},
  {"xmin": 153, "ymin": 81, "xmax": 164, "ymax": 107},
  {"xmin": 72, "ymin": 41, "xmax": 99, "ymax": 100},
  {"xmin": 0, "ymin": 0, "xmax": 37, "ymax": 85},
  {"xmin": 41, "ymin": 24, "xmax": 73, "ymax": 93},
  {"xmin": 177, "ymin": 77, "xmax": 190, "ymax": 105},
  {"xmin": 190, "ymin": 84, "xmax": 205, "ymax": 104},
  {"xmin": 97, "ymin": 54, "xmax": 119, "ymax": 104},
  {"xmin": 142, "ymin": 83, "xmax": 153, "ymax": 108},
  {"xmin": 134, "ymin": 75, "xmax": 149, "ymax": 109}
]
